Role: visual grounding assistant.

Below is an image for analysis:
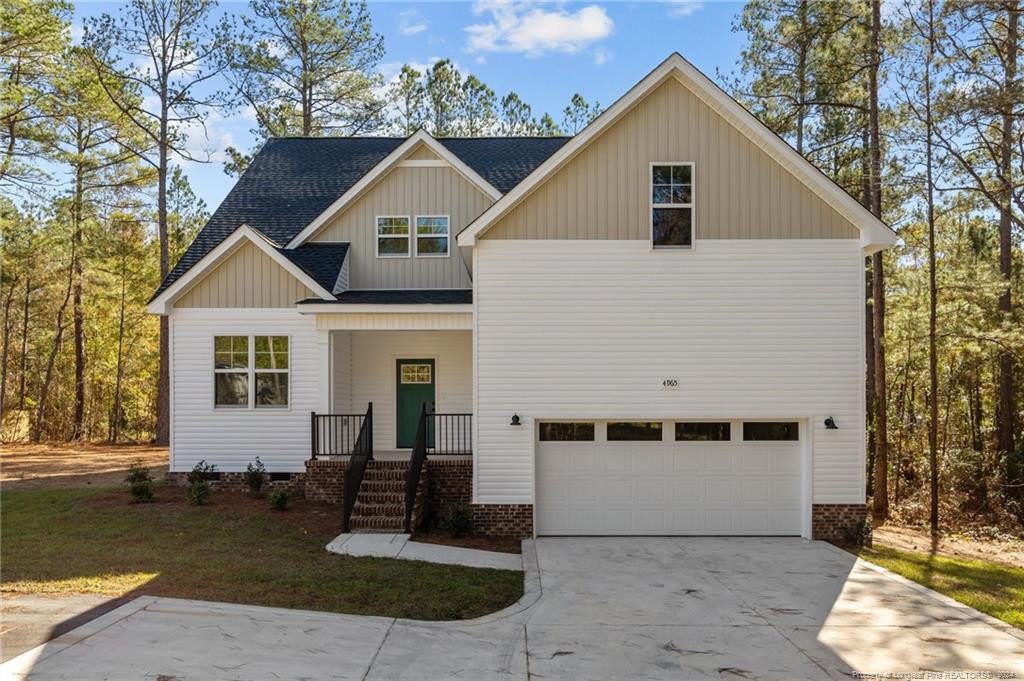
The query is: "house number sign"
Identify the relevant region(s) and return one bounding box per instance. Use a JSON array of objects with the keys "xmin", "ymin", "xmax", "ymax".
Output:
[{"xmin": 662, "ymin": 379, "xmax": 679, "ymax": 389}]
